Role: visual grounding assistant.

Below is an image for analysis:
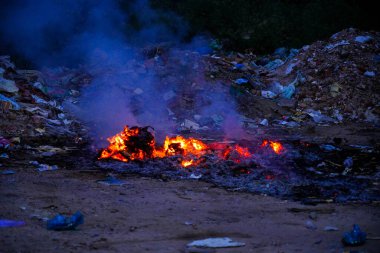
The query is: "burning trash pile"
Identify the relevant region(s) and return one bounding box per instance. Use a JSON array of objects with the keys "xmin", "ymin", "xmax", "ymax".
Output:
[
  {"xmin": 98, "ymin": 125, "xmax": 276, "ymax": 167},
  {"xmin": 1, "ymin": 28, "xmax": 379, "ymax": 203},
  {"xmin": 97, "ymin": 125, "xmax": 380, "ymax": 204}
]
